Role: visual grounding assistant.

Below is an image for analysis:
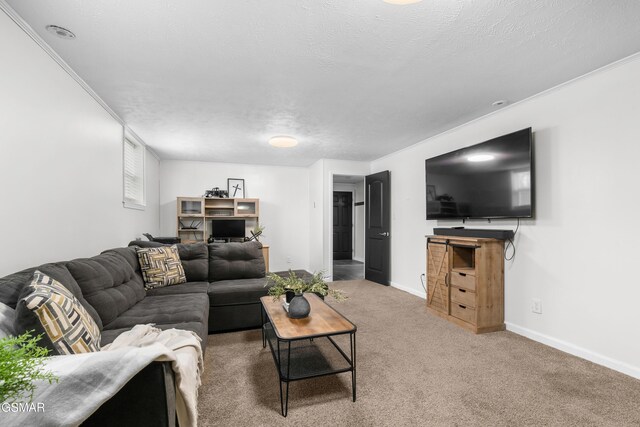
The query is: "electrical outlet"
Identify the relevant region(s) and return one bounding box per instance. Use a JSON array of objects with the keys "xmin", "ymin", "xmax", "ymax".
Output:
[{"xmin": 532, "ymin": 298, "xmax": 542, "ymax": 314}]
